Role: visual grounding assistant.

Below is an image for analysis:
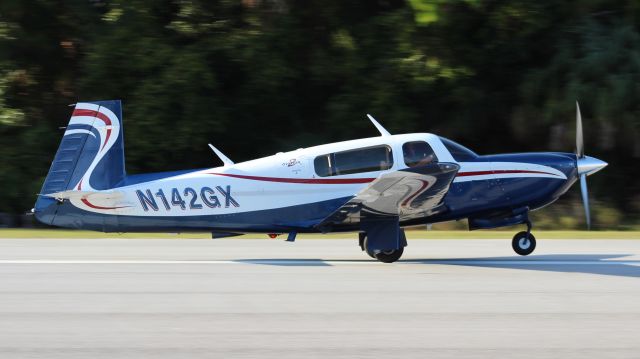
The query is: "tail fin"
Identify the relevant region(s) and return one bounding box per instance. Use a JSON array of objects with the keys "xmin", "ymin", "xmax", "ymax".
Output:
[{"xmin": 34, "ymin": 100, "xmax": 126, "ymax": 223}]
